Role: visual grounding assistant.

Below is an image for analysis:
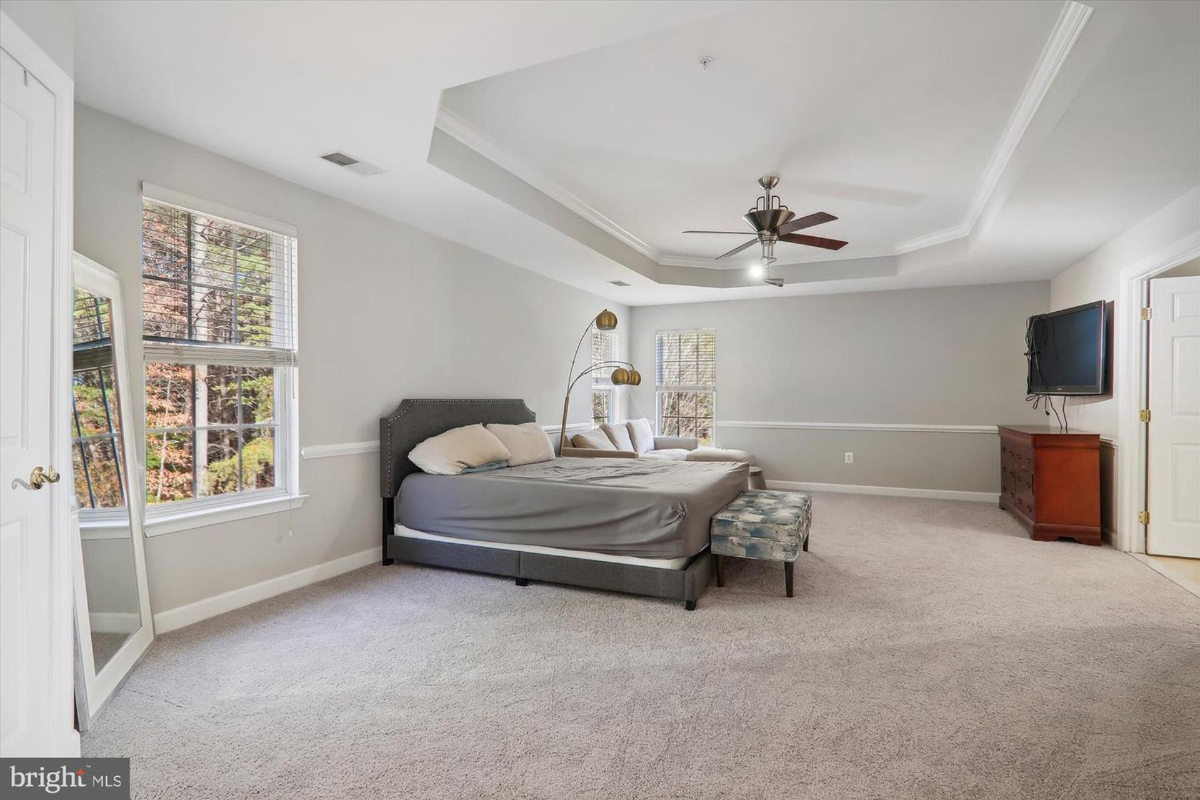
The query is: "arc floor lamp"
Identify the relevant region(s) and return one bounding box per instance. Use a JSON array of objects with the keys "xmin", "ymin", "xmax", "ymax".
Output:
[{"xmin": 560, "ymin": 309, "xmax": 641, "ymax": 452}]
